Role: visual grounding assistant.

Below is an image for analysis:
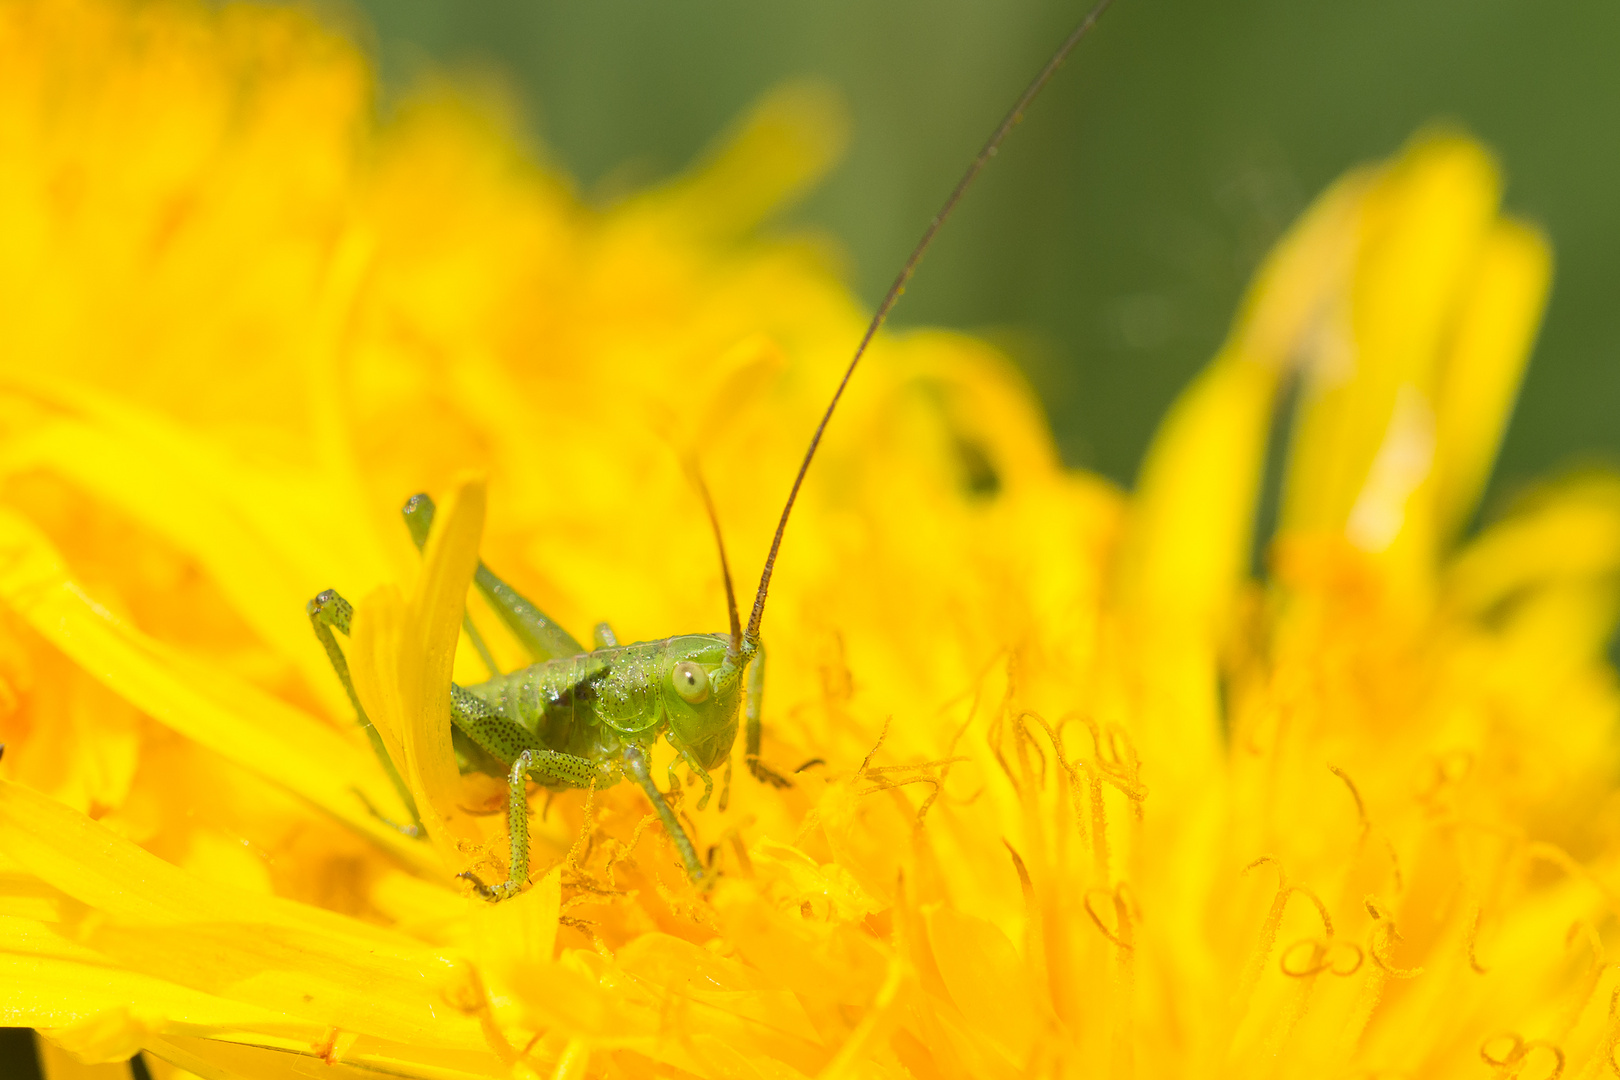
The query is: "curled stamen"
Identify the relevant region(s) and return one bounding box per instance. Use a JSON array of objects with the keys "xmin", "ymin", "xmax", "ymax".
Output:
[
  {"xmin": 559, "ymin": 874, "xmax": 619, "ymax": 896},
  {"xmin": 1279, "ymin": 938, "xmax": 1363, "ymax": 978},
  {"xmin": 564, "ymin": 781, "xmax": 601, "ymax": 872},
  {"xmin": 1243, "ymin": 855, "xmax": 1285, "ymax": 887},
  {"xmin": 602, "ymin": 812, "xmax": 660, "ymax": 887},
  {"xmin": 1368, "ymin": 919, "xmax": 1423, "ymax": 979},
  {"xmin": 1328, "ymin": 765, "xmax": 1370, "ymax": 839},
  {"xmin": 865, "ymin": 756, "xmax": 972, "ymax": 775},
  {"xmin": 1569, "ymin": 919, "xmax": 1604, "ymax": 956},
  {"xmin": 558, "ymin": 915, "xmax": 611, "ymax": 957},
  {"xmin": 1062, "ymin": 755, "xmax": 1096, "ymax": 853},
  {"xmin": 859, "ymin": 775, "xmax": 942, "ymax": 799},
  {"xmin": 559, "ymin": 890, "xmax": 616, "ymax": 915},
  {"xmin": 1088, "ymin": 766, "xmax": 1109, "ymax": 883},
  {"xmin": 1292, "ymin": 884, "xmax": 1334, "ymax": 940},
  {"xmin": 1481, "ymin": 1033, "xmax": 1524, "ymax": 1068},
  {"xmin": 1004, "ymin": 840, "xmax": 1037, "ymax": 928},
  {"xmin": 1480, "ymin": 1033, "xmax": 1564, "ymax": 1080},
  {"xmin": 1025, "ymin": 709, "xmax": 1067, "ymax": 770},
  {"xmin": 1104, "ymin": 726, "xmax": 1133, "ymax": 770},
  {"xmin": 1084, "ymin": 886, "xmax": 1133, "ymax": 950},
  {"xmin": 1012, "ymin": 711, "xmax": 1051, "ymax": 785},
  {"xmin": 1096, "ymin": 768, "xmax": 1149, "ymax": 803},
  {"xmin": 1467, "ymin": 906, "xmax": 1489, "ymax": 975},
  {"xmin": 859, "ymin": 717, "xmax": 893, "ymax": 778},
  {"xmin": 1116, "ymin": 881, "xmax": 1142, "ymax": 923},
  {"xmin": 1280, "ymin": 938, "xmax": 1331, "ymax": 978},
  {"xmin": 1384, "ymin": 837, "xmax": 1404, "ymax": 894},
  {"xmin": 862, "ymin": 750, "xmax": 974, "ymax": 823}
]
